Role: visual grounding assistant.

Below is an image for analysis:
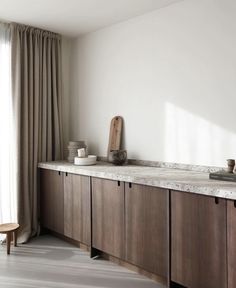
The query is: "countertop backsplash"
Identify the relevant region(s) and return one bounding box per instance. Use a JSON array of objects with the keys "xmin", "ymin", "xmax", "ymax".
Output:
[{"xmin": 97, "ymin": 156, "xmax": 223, "ymax": 173}]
